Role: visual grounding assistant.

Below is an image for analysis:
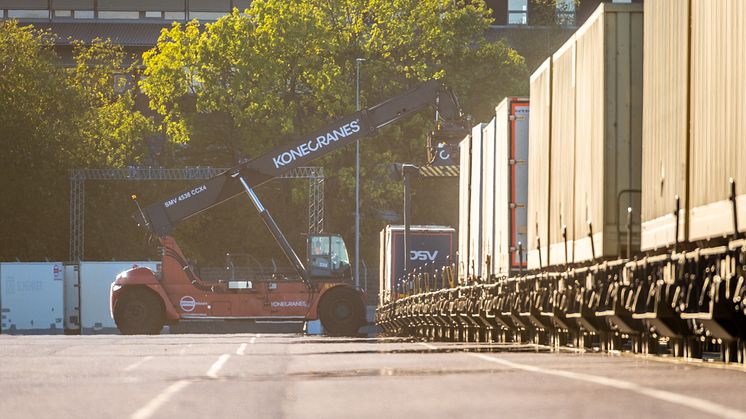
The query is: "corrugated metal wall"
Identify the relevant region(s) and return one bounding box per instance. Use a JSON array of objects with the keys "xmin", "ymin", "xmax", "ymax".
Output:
[
  {"xmin": 511, "ymin": 101, "xmax": 531, "ymax": 271},
  {"xmin": 481, "ymin": 118, "xmax": 497, "ymax": 276},
  {"xmin": 688, "ymin": 0, "xmax": 746, "ymax": 240},
  {"xmin": 573, "ymin": 11, "xmax": 605, "ymax": 260},
  {"xmin": 573, "ymin": 4, "xmax": 643, "ymax": 262},
  {"xmin": 458, "ymin": 135, "xmax": 471, "ymax": 281},
  {"xmin": 495, "ymin": 102, "xmax": 510, "ymax": 275},
  {"xmin": 468, "ymin": 124, "xmax": 486, "ymax": 279},
  {"xmin": 549, "ymin": 37, "xmax": 576, "ymax": 266},
  {"xmin": 527, "ymin": 59, "xmax": 552, "ymax": 270},
  {"xmin": 641, "ymin": 0, "xmax": 690, "ymax": 250}
]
